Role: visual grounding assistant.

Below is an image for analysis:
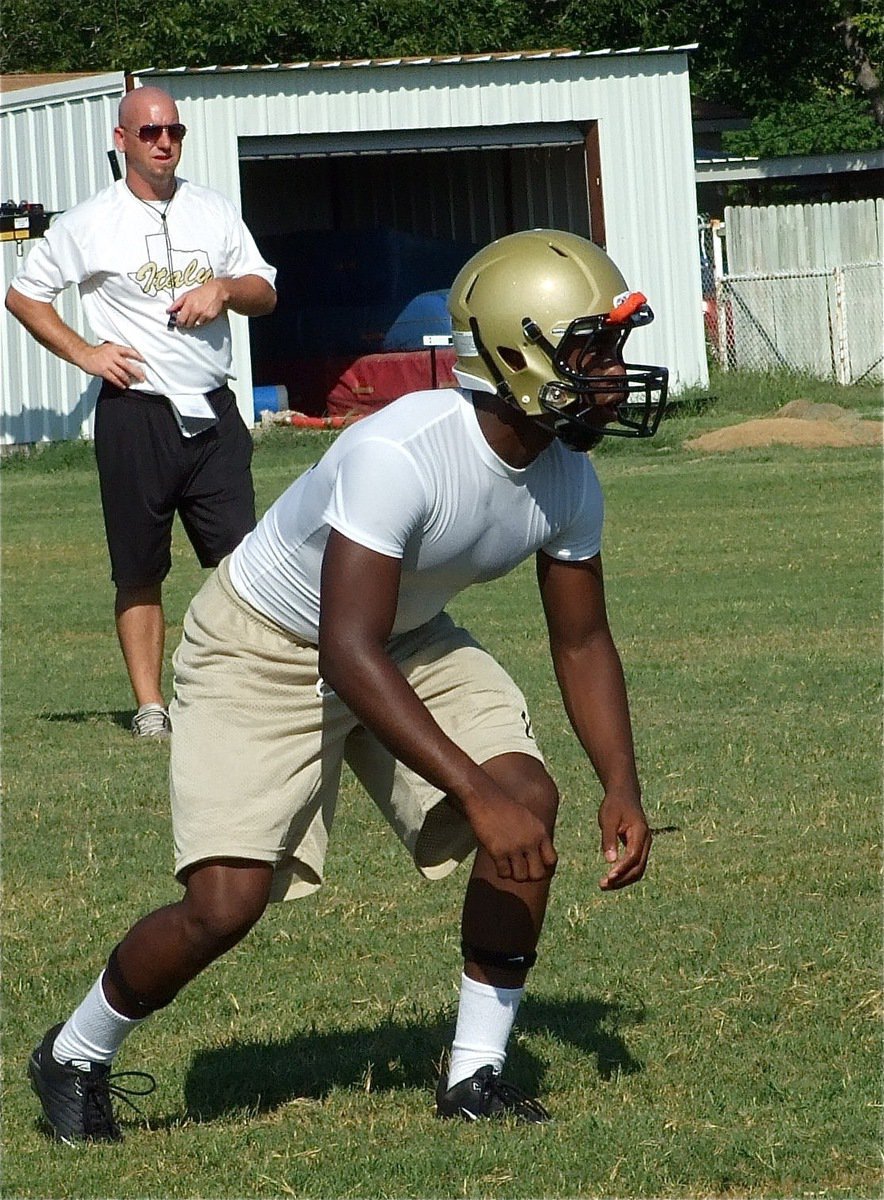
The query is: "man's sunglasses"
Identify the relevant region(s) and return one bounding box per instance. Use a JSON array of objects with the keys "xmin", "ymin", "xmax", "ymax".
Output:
[{"xmin": 123, "ymin": 123, "xmax": 187, "ymax": 143}]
